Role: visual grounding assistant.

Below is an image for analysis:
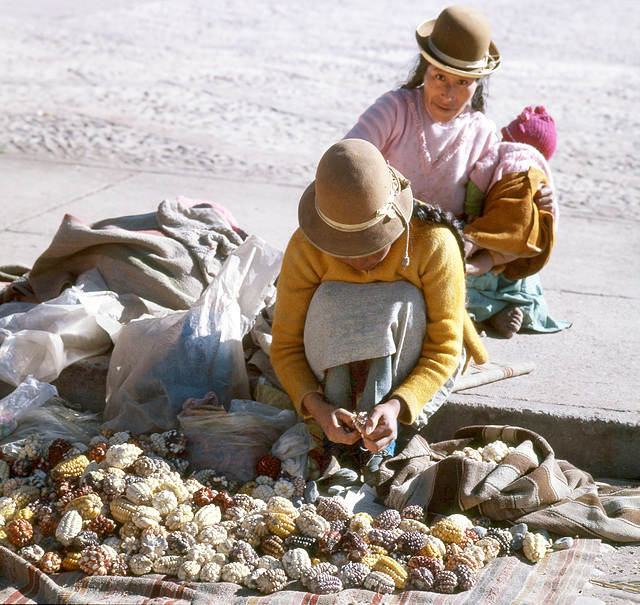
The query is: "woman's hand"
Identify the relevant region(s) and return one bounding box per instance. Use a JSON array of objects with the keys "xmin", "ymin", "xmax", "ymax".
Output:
[
  {"xmin": 361, "ymin": 398, "xmax": 401, "ymax": 453},
  {"xmin": 302, "ymin": 392, "xmax": 360, "ymax": 445}
]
